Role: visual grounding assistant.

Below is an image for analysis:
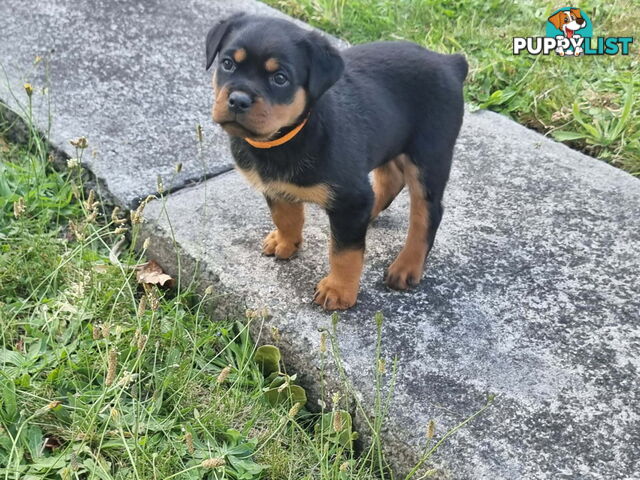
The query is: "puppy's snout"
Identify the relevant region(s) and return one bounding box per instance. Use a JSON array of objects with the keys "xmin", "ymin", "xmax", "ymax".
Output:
[
  {"xmin": 576, "ymin": 17, "xmax": 585, "ymax": 25},
  {"xmin": 228, "ymin": 91, "xmax": 253, "ymax": 113}
]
